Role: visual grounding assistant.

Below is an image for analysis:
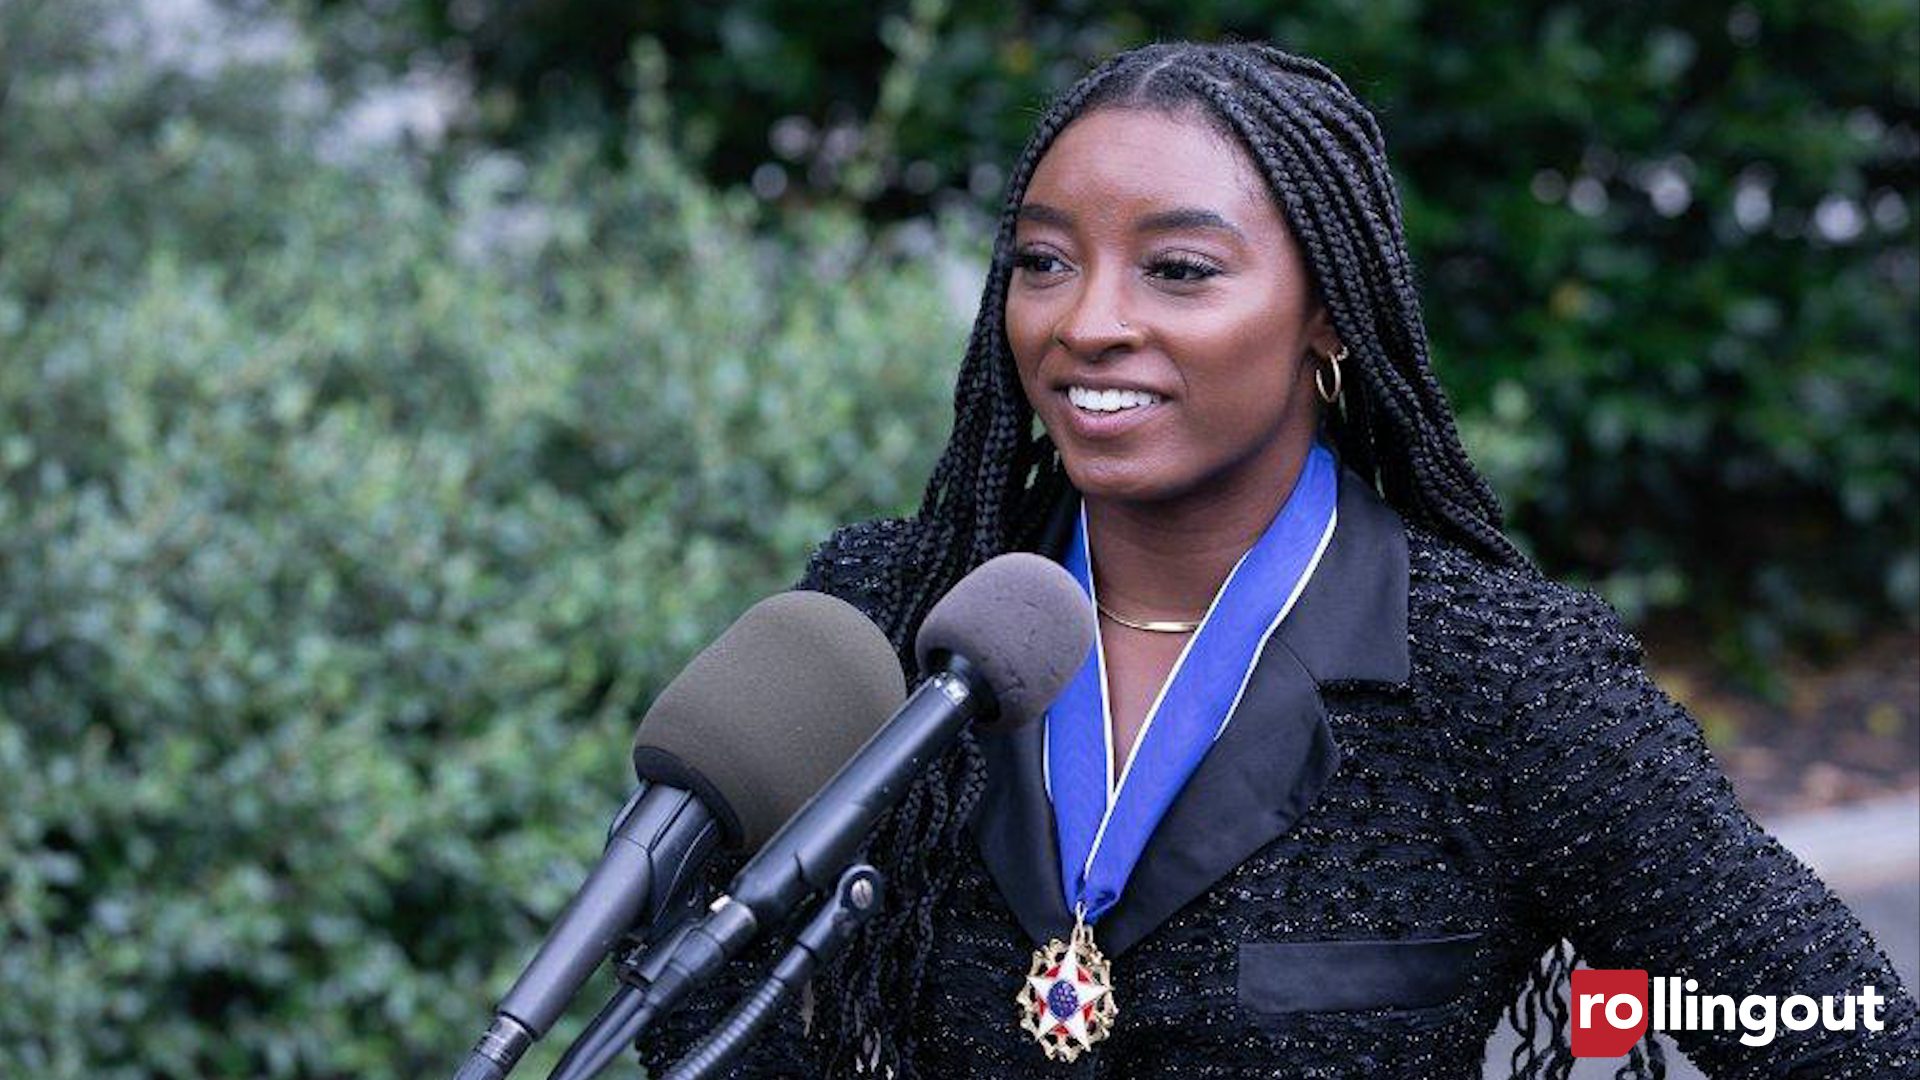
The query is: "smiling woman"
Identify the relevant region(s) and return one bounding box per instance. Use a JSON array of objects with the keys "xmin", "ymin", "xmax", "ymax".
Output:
[{"xmin": 643, "ymin": 40, "xmax": 1919, "ymax": 1080}]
